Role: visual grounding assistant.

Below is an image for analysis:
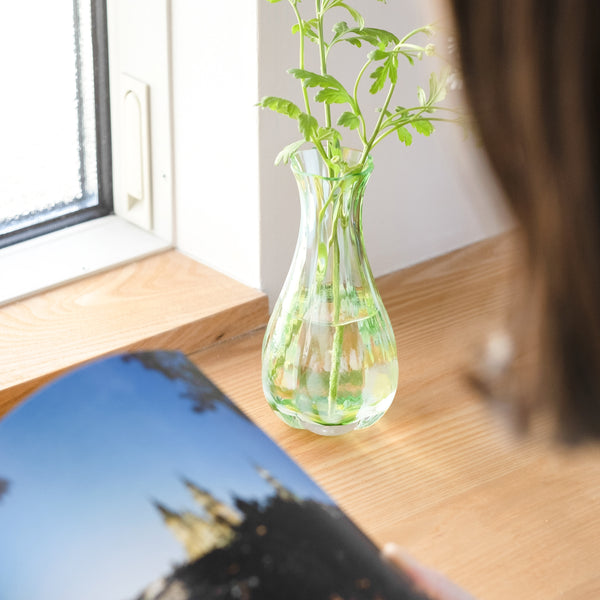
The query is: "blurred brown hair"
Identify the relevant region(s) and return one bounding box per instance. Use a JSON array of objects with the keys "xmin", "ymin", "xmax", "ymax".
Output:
[{"xmin": 448, "ymin": 0, "xmax": 600, "ymax": 442}]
